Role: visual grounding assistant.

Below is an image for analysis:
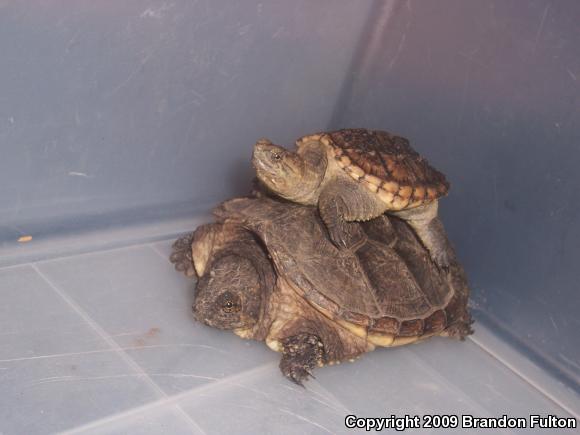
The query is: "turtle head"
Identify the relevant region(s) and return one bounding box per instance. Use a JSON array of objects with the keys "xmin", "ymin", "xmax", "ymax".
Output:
[
  {"xmin": 193, "ymin": 254, "xmax": 265, "ymax": 334},
  {"xmin": 252, "ymin": 139, "xmax": 315, "ymax": 203}
]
